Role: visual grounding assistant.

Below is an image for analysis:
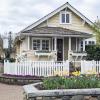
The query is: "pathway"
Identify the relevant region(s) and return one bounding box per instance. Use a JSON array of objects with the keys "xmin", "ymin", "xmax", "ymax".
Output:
[{"xmin": 0, "ymin": 83, "xmax": 23, "ymax": 100}]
